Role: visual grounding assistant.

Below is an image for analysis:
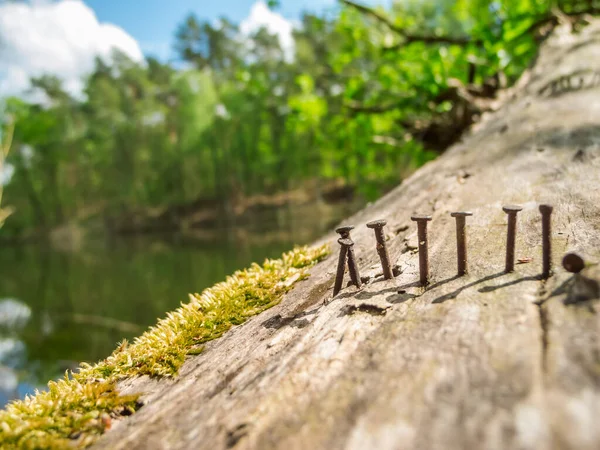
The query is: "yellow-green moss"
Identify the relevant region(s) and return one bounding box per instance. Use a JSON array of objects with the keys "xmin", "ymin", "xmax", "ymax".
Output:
[{"xmin": 0, "ymin": 244, "xmax": 329, "ymax": 449}]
